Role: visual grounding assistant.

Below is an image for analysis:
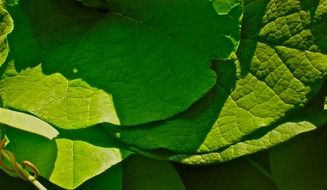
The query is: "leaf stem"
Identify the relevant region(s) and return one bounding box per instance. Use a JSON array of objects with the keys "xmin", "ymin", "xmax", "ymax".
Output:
[{"xmin": 1, "ymin": 148, "xmax": 47, "ymax": 190}]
